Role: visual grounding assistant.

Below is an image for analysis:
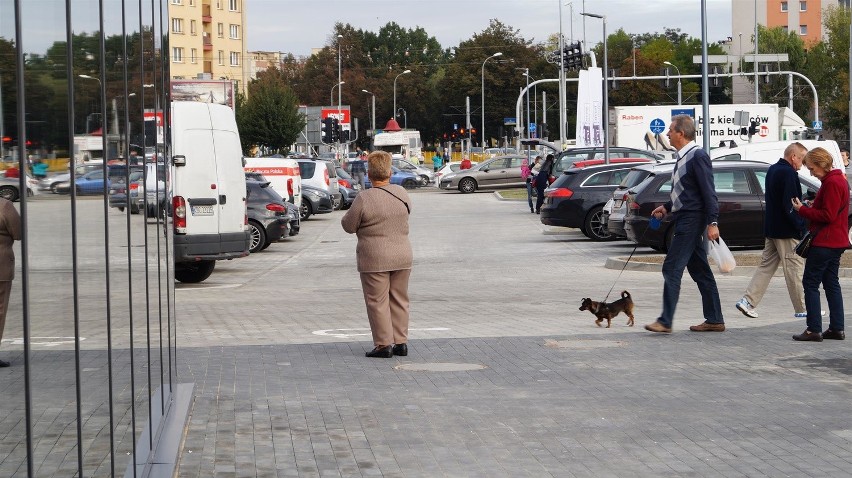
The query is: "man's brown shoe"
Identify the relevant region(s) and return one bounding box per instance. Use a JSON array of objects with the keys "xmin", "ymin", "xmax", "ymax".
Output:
[
  {"xmin": 644, "ymin": 321, "xmax": 672, "ymax": 334},
  {"xmin": 689, "ymin": 321, "xmax": 725, "ymax": 332},
  {"xmin": 792, "ymin": 329, "xmax": 822, "ymax": 342},
  {"xmin": 822, "ymin": 329, "xmax": 845, "ymax": 340}
]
